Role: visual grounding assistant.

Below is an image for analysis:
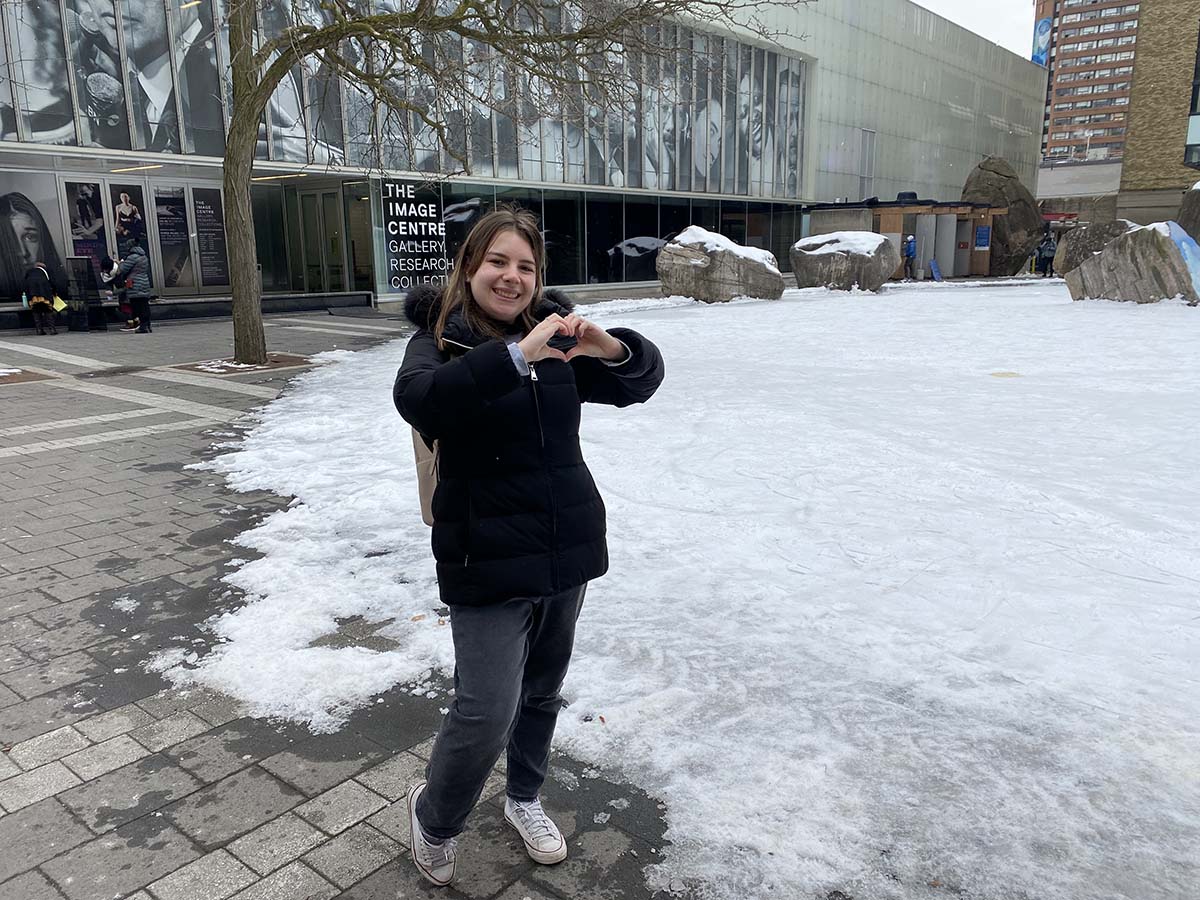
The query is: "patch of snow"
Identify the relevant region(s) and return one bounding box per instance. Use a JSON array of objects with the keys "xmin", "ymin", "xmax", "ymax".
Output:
[
  {"xmin": 112, "ymin": 596, "xmax": 138, "ymax": 613},
  {"xmin": 196, "ymin": 359, "xmax": 264, "ymax": 374},
  {"xmin": 795, "ymin": 231, "xmax": 890, "ymax": 256},
  {"xmin": 169, "ymin": 282, "xmax": 1200, "ymax": 900},
  {"xmin": 0, "ymin": 367, "xmax": 21, "ymax": 376},
  {"xmin": 672, "ymin": 226, "xmax": 779, "ymax": 273}
]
